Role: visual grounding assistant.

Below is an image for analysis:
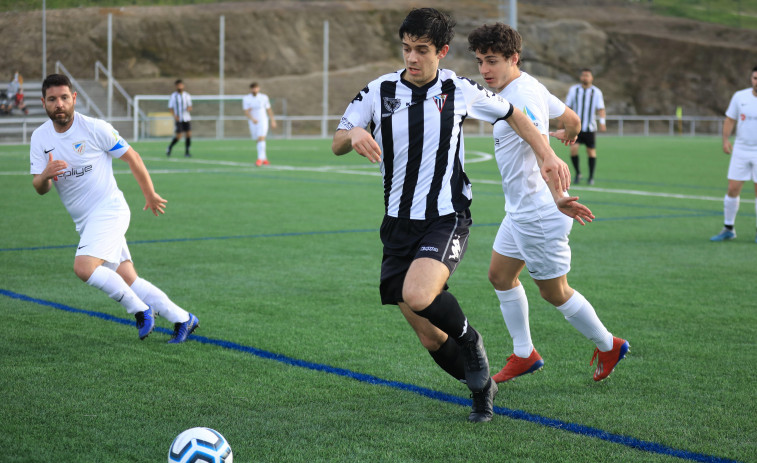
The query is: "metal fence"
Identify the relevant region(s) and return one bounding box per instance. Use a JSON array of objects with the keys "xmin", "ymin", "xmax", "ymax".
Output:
[{"xmin": 0, "ymin": 112, "xmax": 726, "ymax": 145}]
